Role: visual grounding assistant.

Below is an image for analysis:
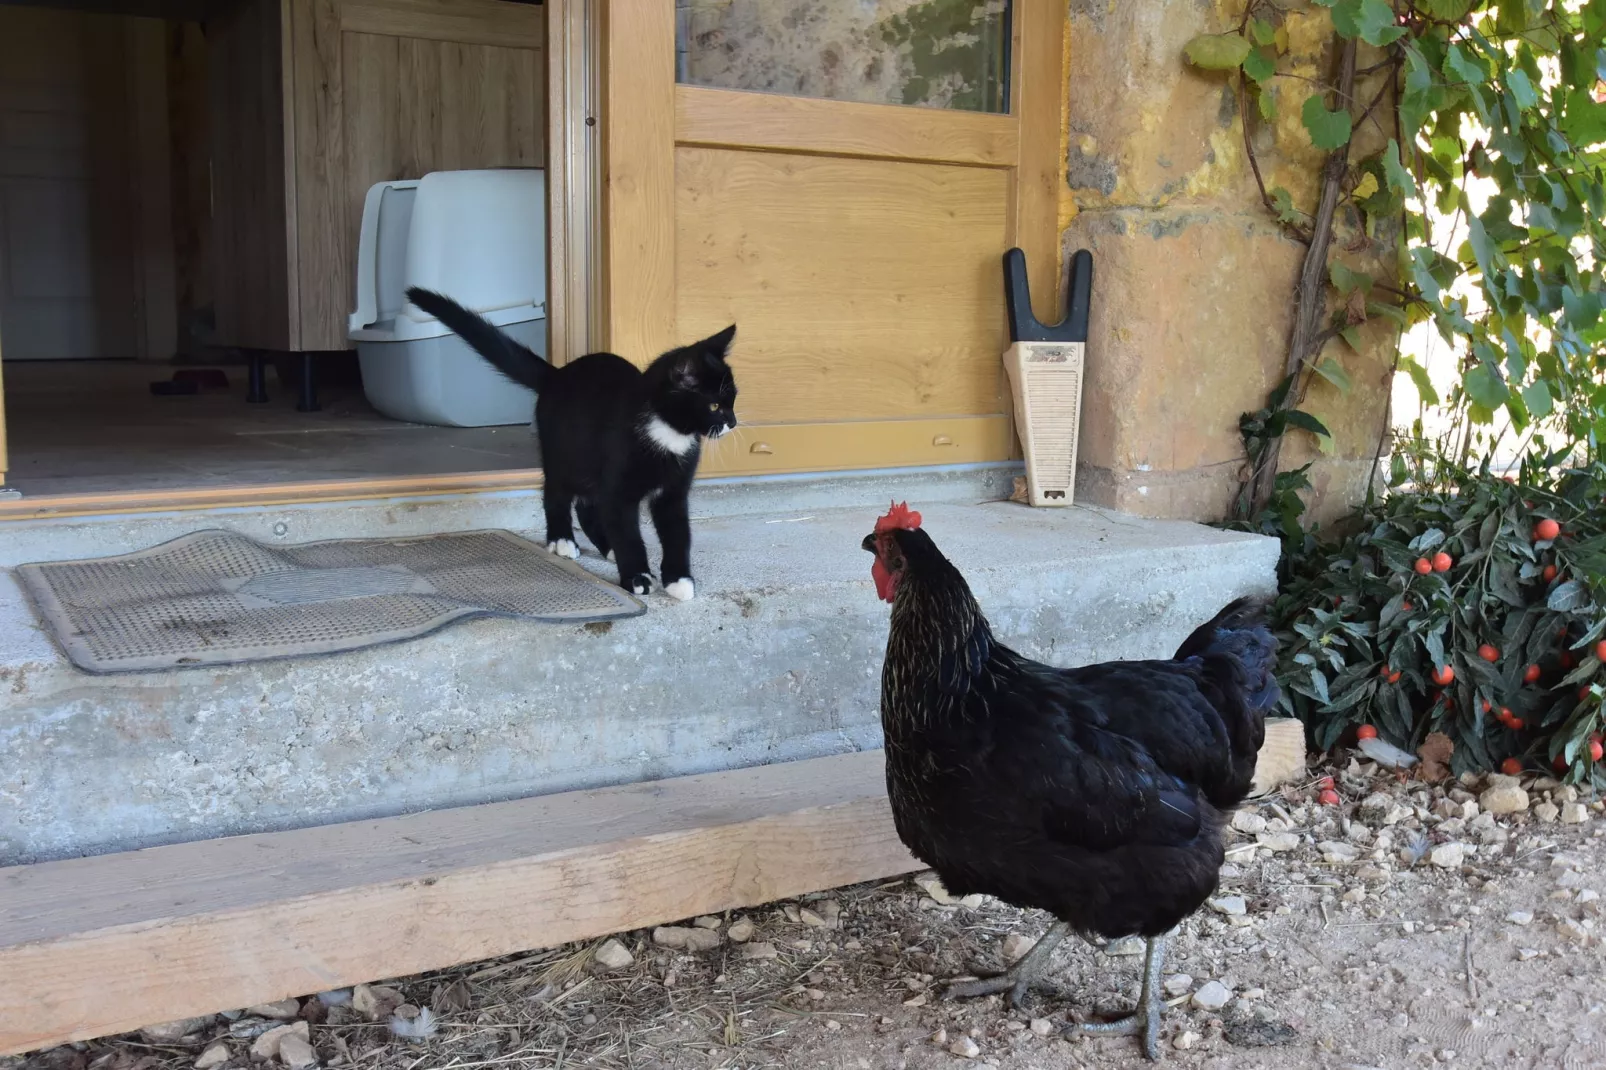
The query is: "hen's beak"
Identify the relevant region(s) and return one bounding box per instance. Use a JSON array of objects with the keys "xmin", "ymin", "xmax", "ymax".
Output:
[{"xmin": 860, "ymin": 533, "xmax": 876, "ymax": 553}]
